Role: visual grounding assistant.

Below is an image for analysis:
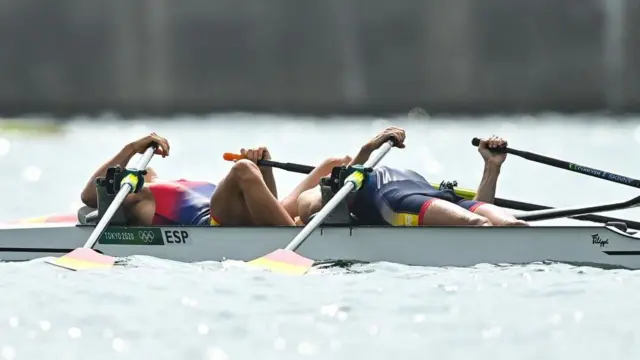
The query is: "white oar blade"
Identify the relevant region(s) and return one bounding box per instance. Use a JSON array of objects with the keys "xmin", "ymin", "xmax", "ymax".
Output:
[
  {"xmin": 247, "ymin": 249, "xmax": 314, "ymax": 275},
  {"xmin": 46, "ymin": 248, "xmax": 116, "ymax": 271}
]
